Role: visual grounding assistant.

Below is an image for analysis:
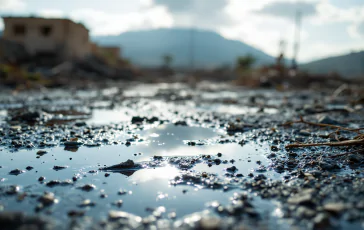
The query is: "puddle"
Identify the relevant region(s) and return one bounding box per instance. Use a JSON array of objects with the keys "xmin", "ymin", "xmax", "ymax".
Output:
[
  {"xmin": 0, "ymin": 121, "xmax": 278, "ymax": 225},
  {"xmin": 88, "ymin": 108, "xmax": 132, "ymax": 125},
  {"xmin": 1, "ymin": 85, "xmax": 362, "ymax": 229}
]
